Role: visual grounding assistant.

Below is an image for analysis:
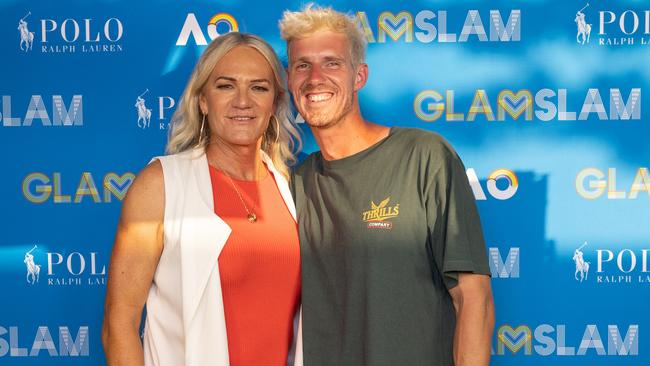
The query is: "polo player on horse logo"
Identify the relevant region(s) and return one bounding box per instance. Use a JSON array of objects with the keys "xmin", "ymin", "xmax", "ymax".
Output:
[
  {"xmin": 575, "ymin": 4, "xmax": 592, "ymax": 45},
  {"xmin": 18, "ymin": 12, "xmax": 35, "ymax": 52},
  {"xmin": 135, "ymin": 89, "xmax": 152, "ymax": 129},
  {"xmin": 24, "ymin": 245, "xmax": 41, "ymax": 284},
  {"xmin": 573, "ymin": 242, "xmax": 590, "ymax": 282}
]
